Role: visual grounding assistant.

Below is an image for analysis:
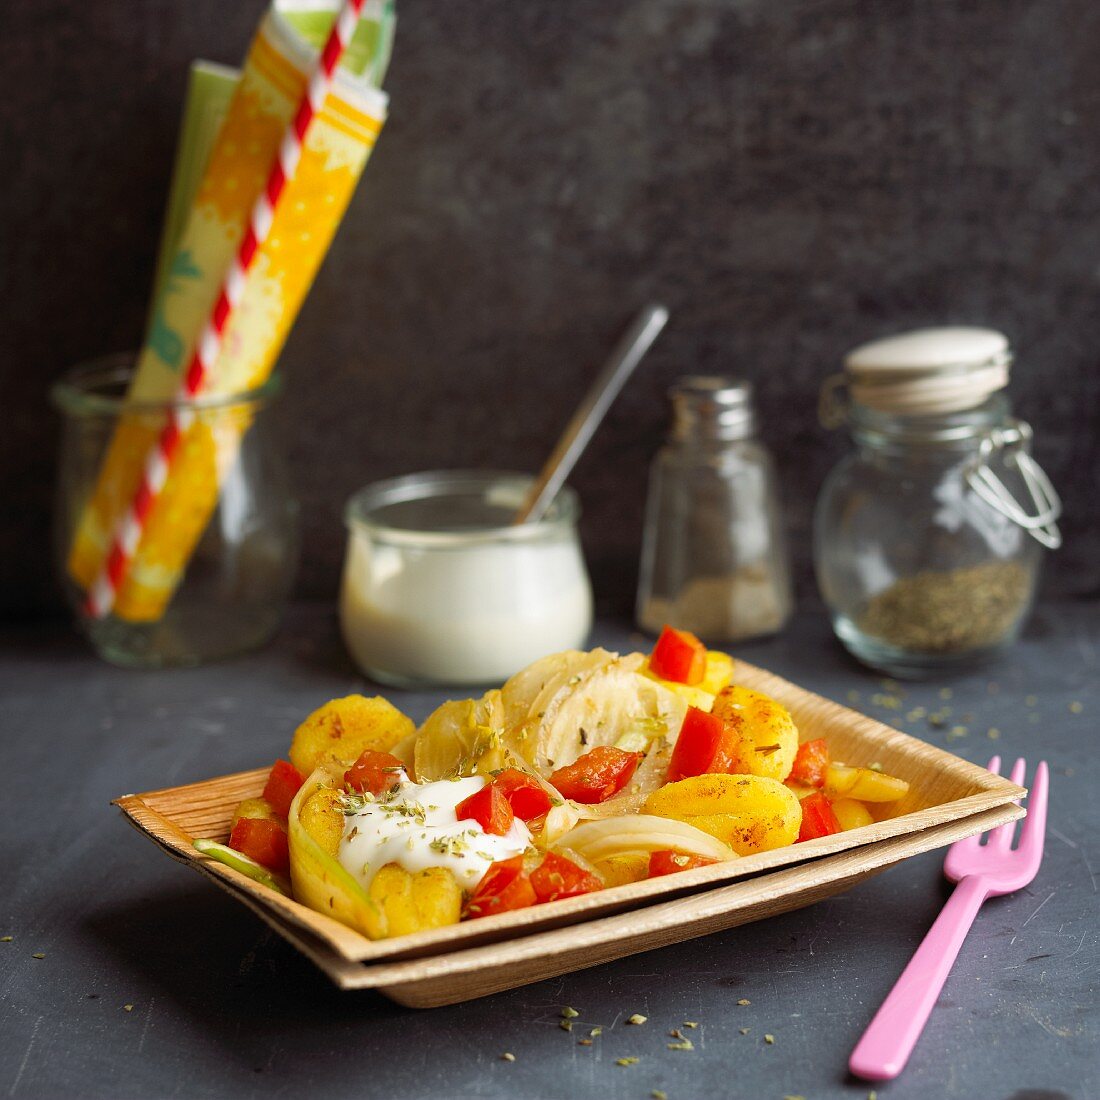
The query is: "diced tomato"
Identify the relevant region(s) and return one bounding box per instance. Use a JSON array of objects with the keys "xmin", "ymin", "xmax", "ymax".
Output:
[
  {"xmin": 789, "ymin": 739, "xmax": 829, "ymax": 788},
  {"xmin": 548, "ymin": 746, "xmax": 643, "ymax": 804},
  {"xmin": 261, "ymin": 759, "xmax": 306, "ymax": 818},
  {"xmin": 649, "ymin": 625, "xmax": 707, "ymax": 685},
  {"xmin": 465, "ymin": 855, "xmax": 537, "ymax": 918},
  {"xmin": 456, "ymin": 782, "xmax": 515, "ymax": 836},
  {"xmin": 797, "ymin": 791, "xmax": 842, "ymax": 843},
  {"xmin": 228, "ymin": 817, "xmax": 289, "ymax": 872},
  {"xmin": 490, "ymin": 768, "xmax": 554, "ymax": 821},
  {"xmin": 648, "ymin": 850, "xmax": 720, "ymax": 878},
  {"xmin": 344, "ymin": 750, "xmax": 406, "ymax": 796},
  {"xmin": 667, "ymin": 705, "xmax": 739, "ymax": 782},
  {"xmin": 530, "ymin": 852, "xmax": 603, "ymax": 903}
]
